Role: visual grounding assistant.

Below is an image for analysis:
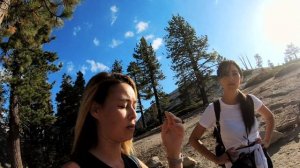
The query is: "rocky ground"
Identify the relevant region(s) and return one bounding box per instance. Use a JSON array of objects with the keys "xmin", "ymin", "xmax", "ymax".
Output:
[{"xmin": 134, "ymin": 66, "xmax": 300, "ymax": 168}]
